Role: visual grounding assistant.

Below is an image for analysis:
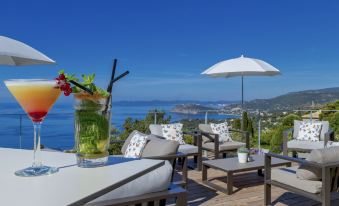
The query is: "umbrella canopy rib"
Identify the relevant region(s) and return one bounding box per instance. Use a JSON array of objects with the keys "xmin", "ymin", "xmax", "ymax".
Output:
[{"xmin": 0, "ymin": 36, "xmax": 55, "ymax": 66}]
